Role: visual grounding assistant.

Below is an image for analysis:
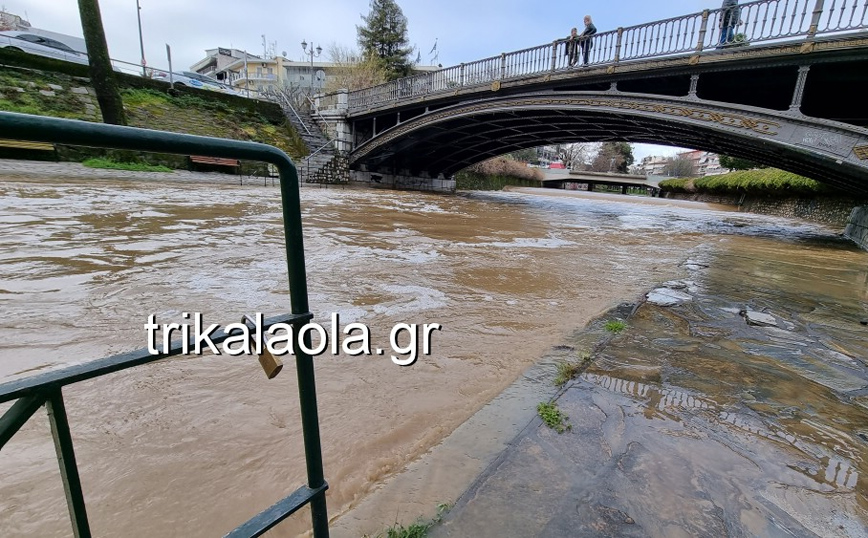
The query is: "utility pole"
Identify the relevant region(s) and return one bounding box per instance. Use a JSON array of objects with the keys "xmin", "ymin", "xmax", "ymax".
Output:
[{"xmin": 136, "ymin": 0, "xmax": 146, "ymax": 76}]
